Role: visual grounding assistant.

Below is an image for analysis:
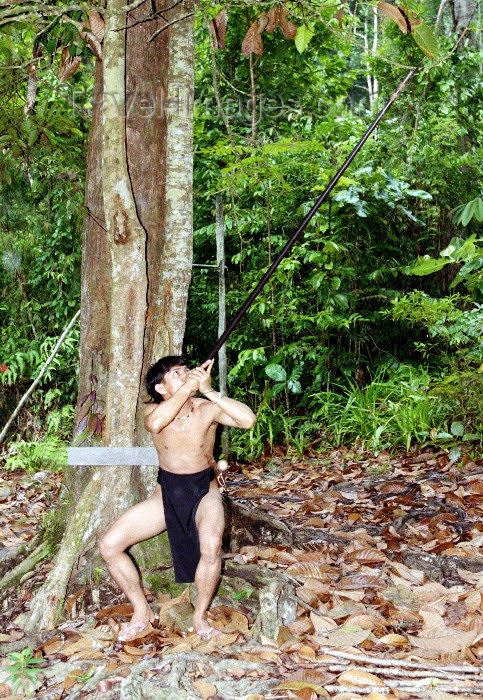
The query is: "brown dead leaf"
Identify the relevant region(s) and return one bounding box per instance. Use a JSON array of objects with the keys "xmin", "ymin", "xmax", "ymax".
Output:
[
  {"xmin": 318, "ymin": 624, "xmax": 372, "ymax": 647},
  {"xmin": 377, "ymin": 2, "xmax": 411, "ymax": 32},
  {"xmin": 348, "ymin": 548, "xmax": 386, "ymax": 564},
  {"xmin": 88, "ymin": 9, "xmax": 104, "ymax": 42},
  {"xmin": 338, "ymin": 668, "xmax": 384, "ymax": 686},
  {"xmin": 288, "ymin": 617, "xmax": 315, "ymax": 636},
  {"xmin": 122, "ymin": 644, "xmax": 147, "ymax": 656},
  {"xmin": 287, "ymin": 562, "xmax": 338, "ymax": 579},
  {"xmin": 345, "ymin": 614, "xmax": 387, "ymax": 630},
  {"xmin": 275, "ymin": 680, "xmax": 328, "ymax": 695},
  {"xmin": 209, "ymin": 605, "xmax": 249, "ymax": 636},
  {"xmin": 376, "ymin": 633, "xmax": 409, "ymax": 646},
  {"xmin": 208, "ymin": 8, "xmax": 227, "ymax": 50},
  {"xmin": 409, "ymin": 627, "xmax": 478, "ymax": 653},
  {"xmin": 338, "ymin": 574, "xmax": 385, "ymax": 590},
  {"xmin": 278, "ymin": 6, "xmax": 297, "ymax": 39},
  {"xmin": 96, "ymin": 603, "xmax": 134, "ymax": 620},
  {"xmin": 241, "ymin": 18, "xmax": 264, "ymax": 55},
  {"xmin": 310, "ymin": 612, "xmax": 338, "ymax": 633},
  {"xmin": 264, "ymin": 6, "xmax": 279, "ymax": 33},
  {"xmin": 297, "ymin": 643, "xmax": 317, "ymax": 660},
  {"xmin": 59, "ymin": 55, "xmax": 81, "ymax": 83},
  {"xmin": 305, "ymin": 517, "xmax": 326, "ymax": 527},
  {"xmin": 192, "ymin": 679, "xmax": 217, "ymax": 699}
]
